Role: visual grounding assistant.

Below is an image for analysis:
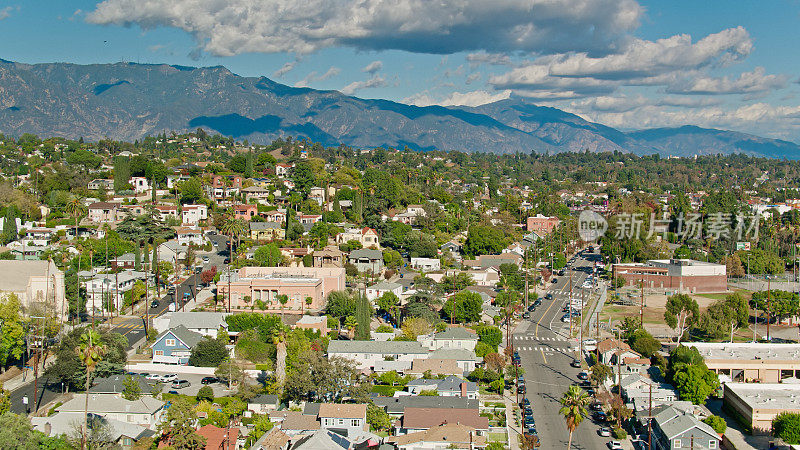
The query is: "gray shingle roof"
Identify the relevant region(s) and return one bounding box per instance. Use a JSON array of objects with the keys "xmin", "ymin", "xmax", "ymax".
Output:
[
  {"xmin": 89, "ymin": 374, "xmax": 152, "ymax": 395},
  {"xmin": 57, "ymin": 394, "xmax": 164, "ymax": 415},
  {"xmin": 373, "ymin": 396, "xmax": 478, "ymax": 415},
  {"xmin": 348, "ymin": 249, "xmax": 383, "ymax": 260},
  {"xmin": 327, "ymin": 340, "xmax": 427, "ymax": 355},
  {"xmin": 250, "ymin": 222, "xmax": 283, "ymax": 230},
  {"xmin": 165, "ymin": 312, "xmax": 228, "ymax": 331},
  {"xmin": 655, "ymin": 406, "xmax": 718, "ymax": 440},
  {"xmin": 429, "ymin": 348, "xmax": 481, "ymax": 361},
  {"xmin": 434, "ymin": 327, "xmax": 478, "ymax": 341},
  {"xmin": 152, "ymin": 325, "xmax": 204, "ymax": 349}
]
